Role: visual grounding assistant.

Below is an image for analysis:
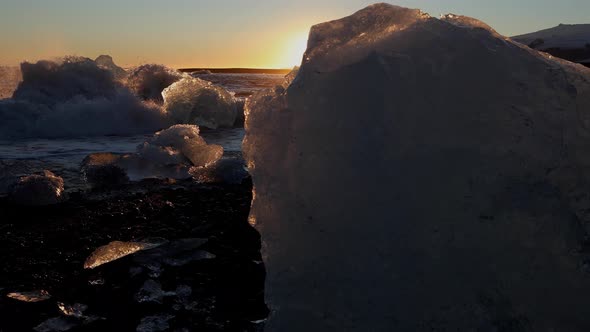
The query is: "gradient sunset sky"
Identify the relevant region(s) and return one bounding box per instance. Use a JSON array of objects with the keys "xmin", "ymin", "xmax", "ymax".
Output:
[{"xmin": 1, "ymin": 0, "xmax": 588, "ymax": 68}]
